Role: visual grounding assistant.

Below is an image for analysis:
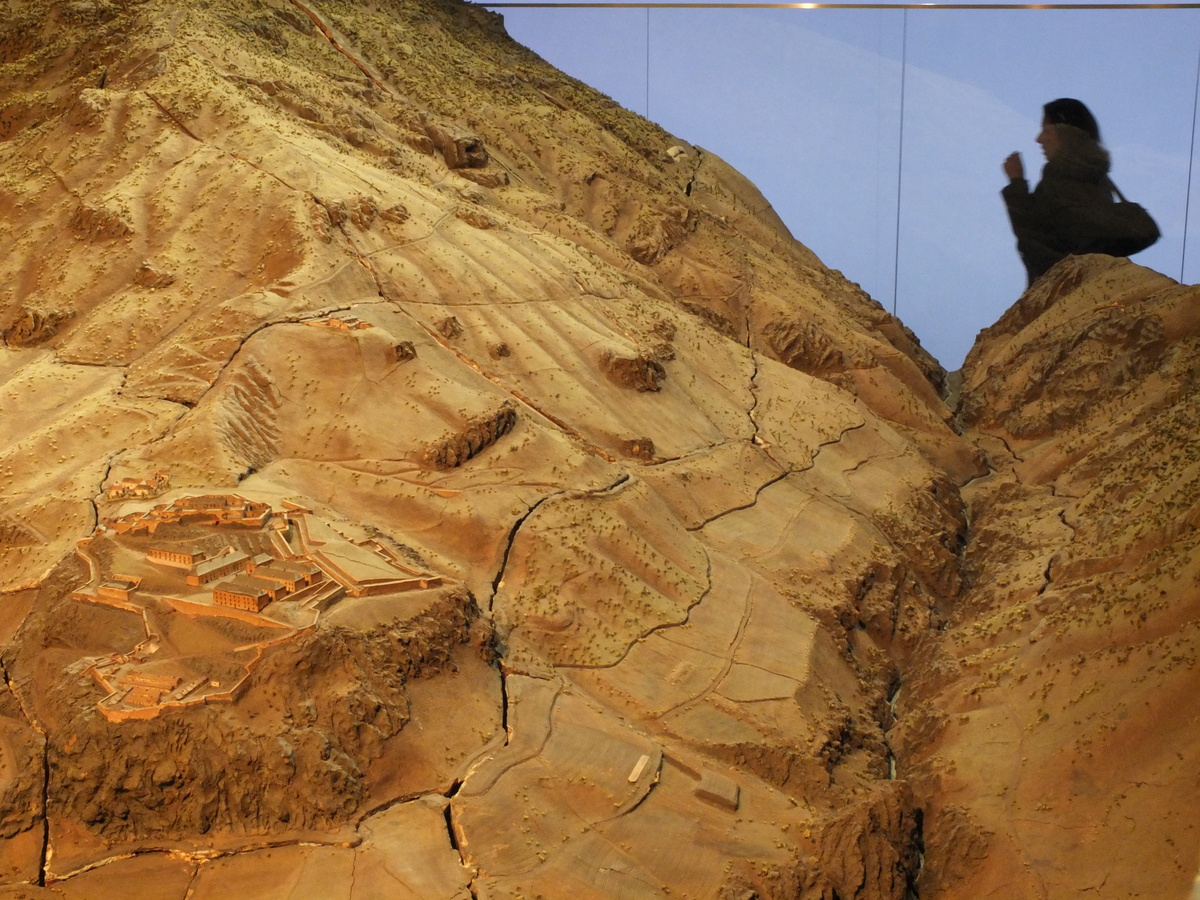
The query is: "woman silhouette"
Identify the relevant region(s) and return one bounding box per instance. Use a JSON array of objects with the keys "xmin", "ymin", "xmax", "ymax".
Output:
[{"xmin": 1002, "ymin": 98, "xmax": 1126, "ymax": 285}]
